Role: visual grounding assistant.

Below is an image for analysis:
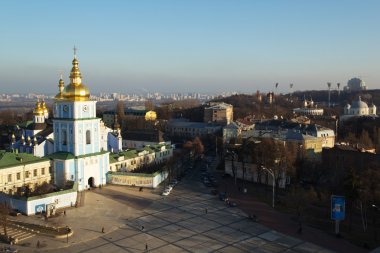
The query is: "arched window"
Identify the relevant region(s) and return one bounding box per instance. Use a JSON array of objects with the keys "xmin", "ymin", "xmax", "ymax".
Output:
[
  {"xmin": 86, "ymin": 130, "xmax": 91, "ymax": 144},
  {"xmin": 62, "ymin": 130, "xmax": 67, "ymax": 145}
]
